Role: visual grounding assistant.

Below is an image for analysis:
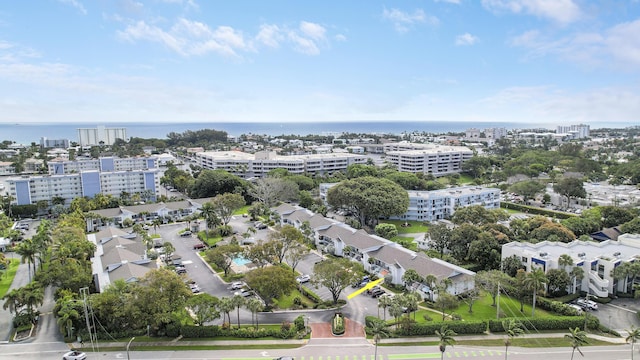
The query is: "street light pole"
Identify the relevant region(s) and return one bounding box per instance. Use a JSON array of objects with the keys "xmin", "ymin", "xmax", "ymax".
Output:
[{"xmin": 126, "ymin": 337, "xmax": 135, "ymax": 360}]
